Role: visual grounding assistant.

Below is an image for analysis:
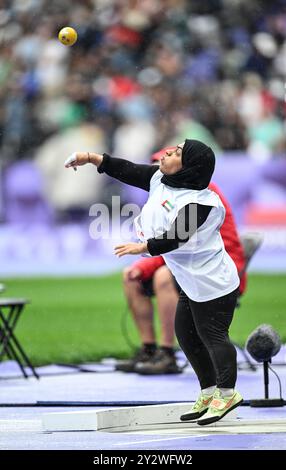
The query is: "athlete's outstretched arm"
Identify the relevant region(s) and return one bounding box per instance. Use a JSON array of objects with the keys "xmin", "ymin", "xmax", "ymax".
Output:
[{"xmin": 65, "ymin": 152, "xmax": 158, "ymax": 191}]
